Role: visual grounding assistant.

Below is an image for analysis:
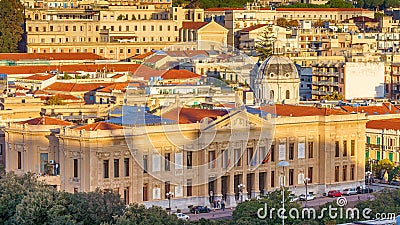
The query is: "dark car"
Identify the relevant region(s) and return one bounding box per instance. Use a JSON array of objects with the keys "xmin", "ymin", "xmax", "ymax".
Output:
[
  {"xmin": 190, "ymin": 206, "xmax": 211, "ymax": 214},
  {"xmin": 327, "ymin": 190, "xmax": 342, "ymax": 197},
  {"xmin": 357, "ymin": 188, "xmax": 374, "ymax": 194}
]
